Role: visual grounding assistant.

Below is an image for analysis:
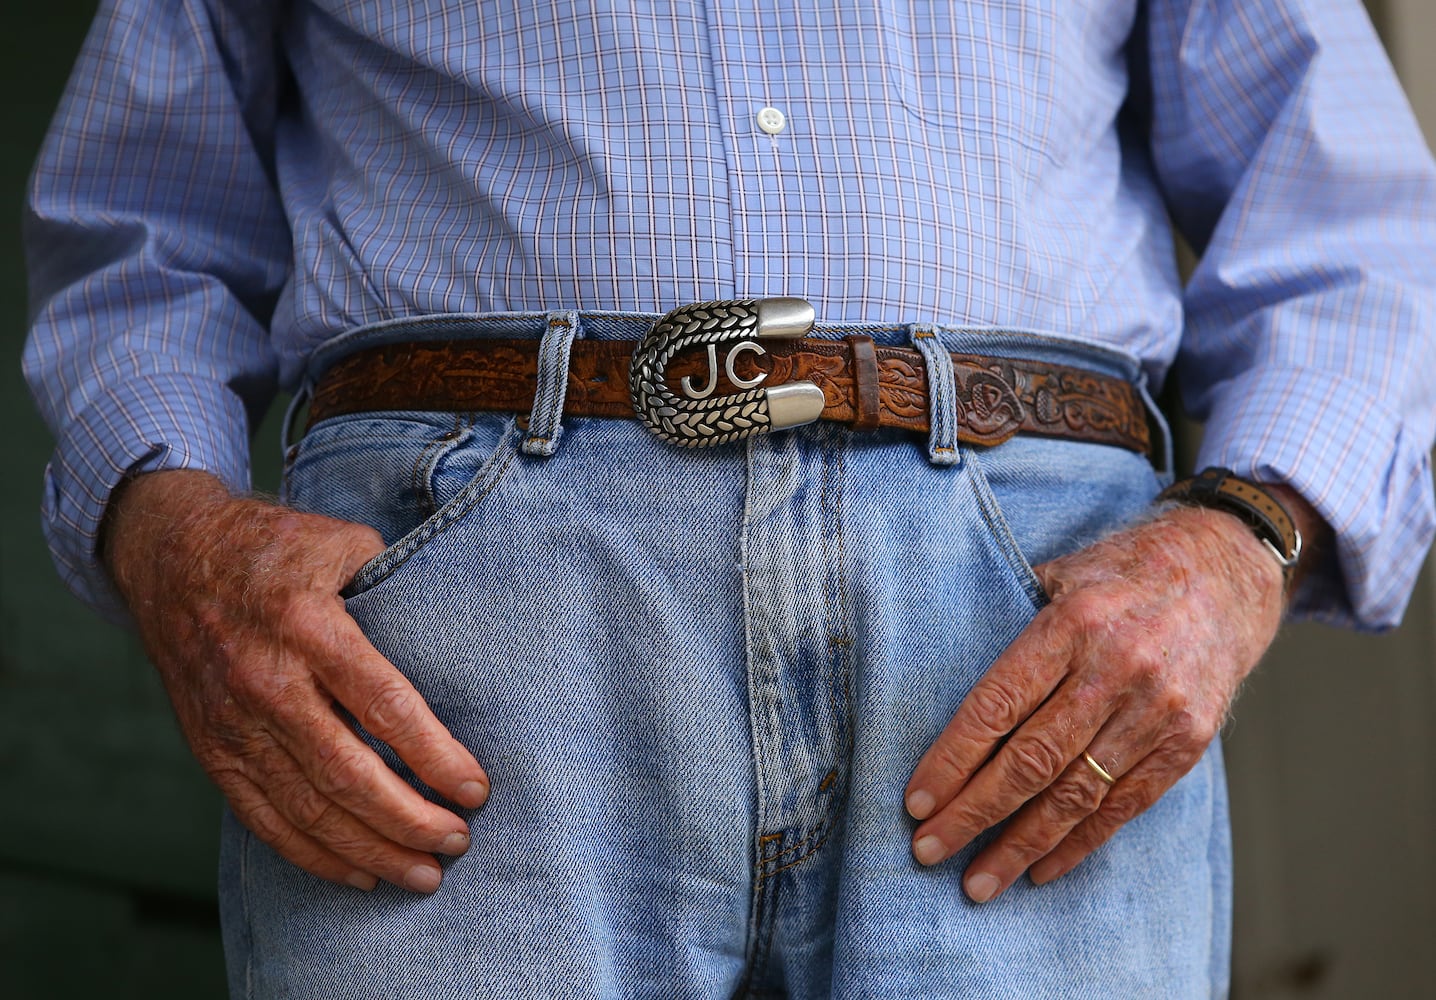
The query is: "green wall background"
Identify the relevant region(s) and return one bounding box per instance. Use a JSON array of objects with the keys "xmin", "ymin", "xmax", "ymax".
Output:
[{"xmin": 3, "ymin": 3, "xmax": 249, "ymax": 993}]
